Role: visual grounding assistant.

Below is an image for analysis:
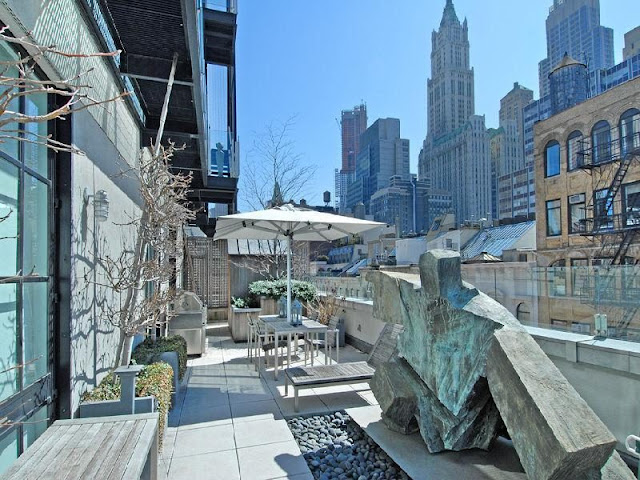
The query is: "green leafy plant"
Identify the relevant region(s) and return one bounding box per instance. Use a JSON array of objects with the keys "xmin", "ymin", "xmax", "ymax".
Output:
[
  {"xmin": 81, "ymin": 362, "xmax": 173, "ymax": 447},
  {"xmin": 231, "ymin": 296, "xmax": 247, "ymax": 308},
  {"xmin": 132, "ymin": 335, "xmax": 187, "ymax": 380},
  {"xmin": 249, "ymin": 279, "xmax": 317, "ymax": 302}
]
